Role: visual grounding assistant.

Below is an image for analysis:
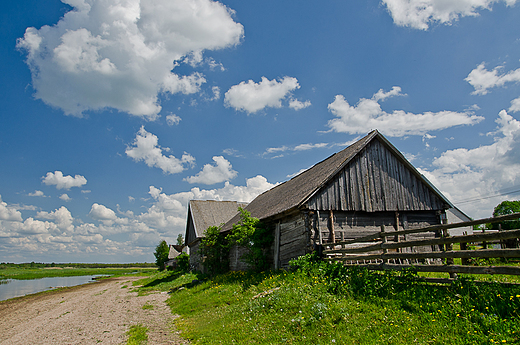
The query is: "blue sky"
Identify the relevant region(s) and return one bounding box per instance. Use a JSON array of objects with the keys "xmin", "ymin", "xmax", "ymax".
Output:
[{"xmin": 1, "ymin": 0, "xmax": 520, "ymax": 263}]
